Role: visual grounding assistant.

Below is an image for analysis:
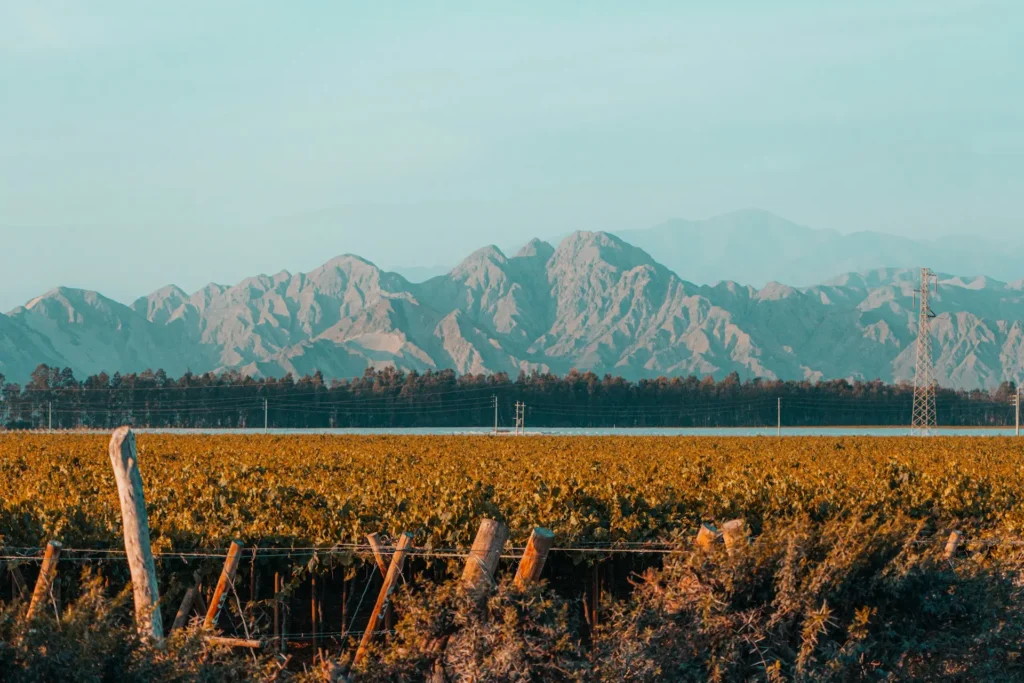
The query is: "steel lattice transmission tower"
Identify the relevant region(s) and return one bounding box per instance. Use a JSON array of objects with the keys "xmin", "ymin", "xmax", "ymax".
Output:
[{"xmin": 910, "ymin": 267, "xmax": 938, "ymax": 435}]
